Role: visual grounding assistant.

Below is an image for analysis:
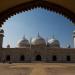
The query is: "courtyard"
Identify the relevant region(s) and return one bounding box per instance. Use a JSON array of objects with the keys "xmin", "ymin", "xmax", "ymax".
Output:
[{"xmin": 0, "ymin": 63, "xmax": 75, "ymax": 75}]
